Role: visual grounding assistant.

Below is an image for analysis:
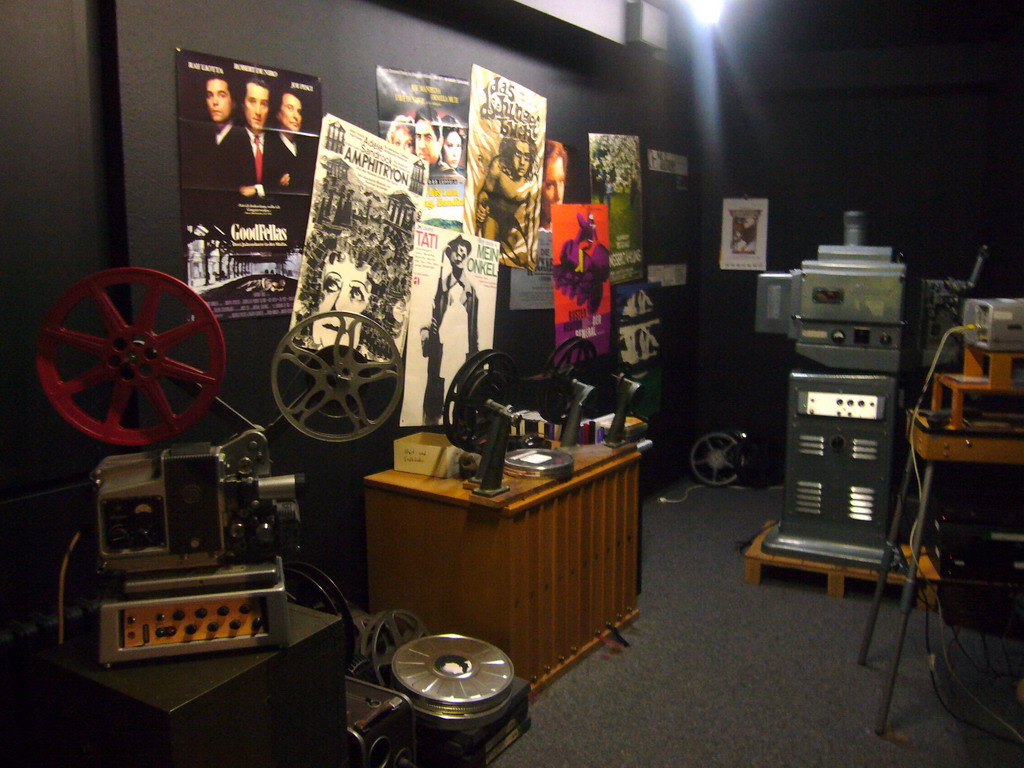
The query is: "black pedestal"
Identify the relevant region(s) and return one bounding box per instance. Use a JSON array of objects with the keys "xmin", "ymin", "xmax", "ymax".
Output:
[{"xmin": 31, "ymin": 604, "xmax": 347, "ymax": 768}]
